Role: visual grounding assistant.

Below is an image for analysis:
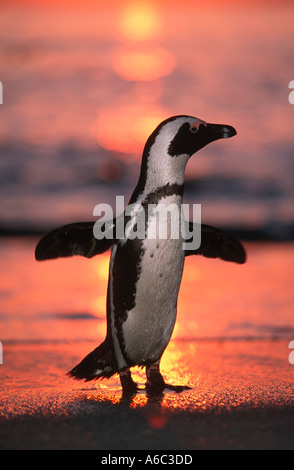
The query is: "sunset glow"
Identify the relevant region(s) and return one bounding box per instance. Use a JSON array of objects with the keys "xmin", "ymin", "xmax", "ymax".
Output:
[
  {"xmin": 91, "ymin": 1, "xmax": 175, "ymax": 156},
  {"xmin": 1, "ymin": 0, "xmax": 294, "ymax": 450},
  {"xmin": 93, "ymin": 104, "xmax": 168, "ymax": 157},
  {"xmin": 112, "ymin": 45, "xmax": 176, "ymax": 82},
  {"xmin": 117, "ymin": 2, "xmax": 163, "ymax": 42}
]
